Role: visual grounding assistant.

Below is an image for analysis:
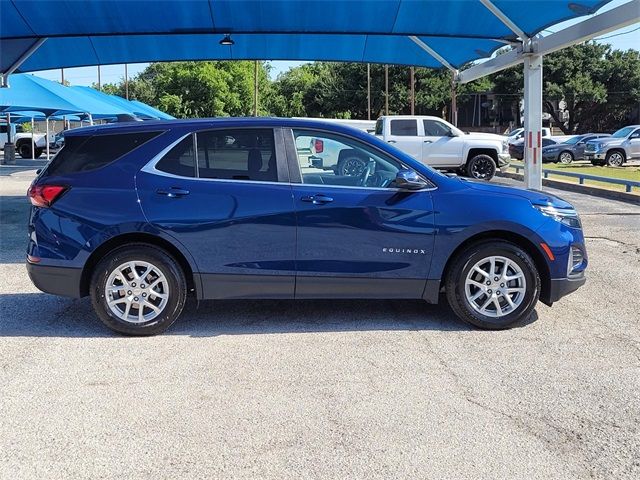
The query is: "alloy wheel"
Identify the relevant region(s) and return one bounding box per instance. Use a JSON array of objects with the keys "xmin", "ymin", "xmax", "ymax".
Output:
[
  {"xmin": 607, "ymin": 152, "xmax": 623, "ymax": 167},
  {"xmin": 105, "ymin": 261, "xmax": 169, "ymax": 324},
  {"xmin": 559, "ymin": 152, "xmax": 573, "ymax": 164},
  {"xmin": 470, "ymin": 158, "xmax": 493, "ymax": 179},
  {"xmin": 464, "ymin": 256, "xmax": 526, "ymax": 318},
  {"xmin": 342, "ymin": 157, "xmax": 366, "ymax": 176}
]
